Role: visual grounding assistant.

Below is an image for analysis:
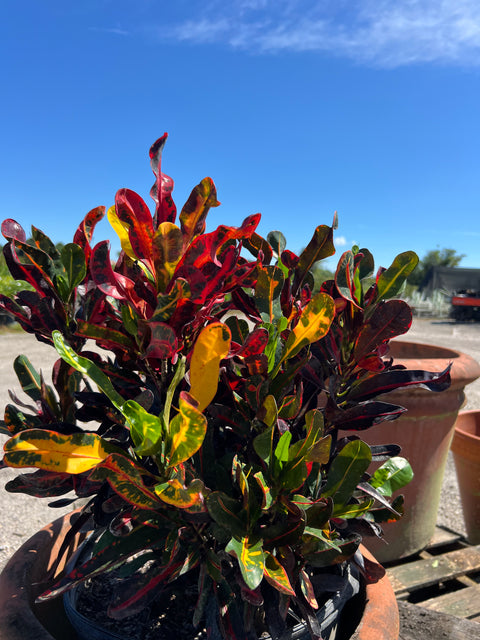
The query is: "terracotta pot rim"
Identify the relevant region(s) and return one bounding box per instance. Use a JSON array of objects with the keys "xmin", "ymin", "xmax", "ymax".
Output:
[
  {"xmin": 453, "ymin": 410, "xmax": 480, "ymax": 443},
  {"xmin": 391, "ymin": 340, "xmax": 480, "ymax": 389},
  {"xmin": 0, "ymin": 512, "xmax": 399, "ymax": 640},
  {"xmin": 454, "ymin": 427, "xmax": 480, "ymax": 442}
]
